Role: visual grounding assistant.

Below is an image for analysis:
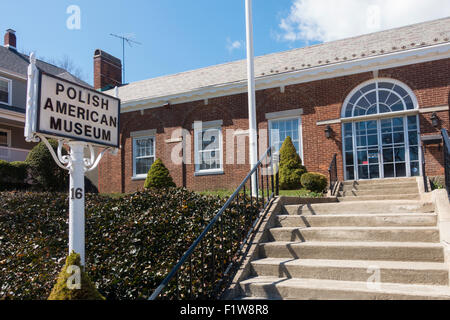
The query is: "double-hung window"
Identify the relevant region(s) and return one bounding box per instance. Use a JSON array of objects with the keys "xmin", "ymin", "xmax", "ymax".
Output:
[
  {"xmin": 132, "ymin": 132, "xmax": 156, "ymax": 179},
  {"xmin": 194, "ymin": 121, "xmax": 223, "ymax": 175},
  {"xmin": 268, "ymin": 114, "xmax": 303, "ymax": 159},
  {"xmin": 0, "ymin": 77, "xmax": 11, "ymax": 105},
  {"xmin": 0, "ymin": 129, "xmax": 10, "ymax": 147}
]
